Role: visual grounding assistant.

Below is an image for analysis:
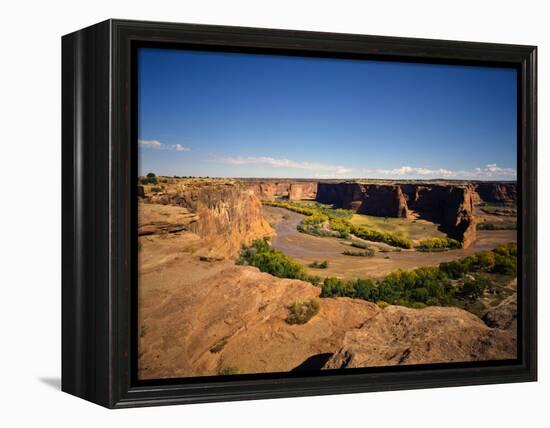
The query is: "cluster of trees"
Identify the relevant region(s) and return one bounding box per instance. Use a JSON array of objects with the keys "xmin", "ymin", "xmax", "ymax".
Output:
[
  {"xmin": 439, "ymin": 242, "xmax": 517, "ymax": 278},
  {"xmin": 320, "ymin": 267, "xmax": 454, "ymax": 307},
  {"xmin": 416, "ymin": 237, "xmax": 462, "ymax": 252},
  {"xmin": 236, "ymin": 239, "xmax": 309, "ymax": 280},
  {"xmin": 139, "ymin": 172, "xmax": 158, "ymax": 185},
  {"xmin": 349, "ymin": 224, "xmax": 413, "ymax": 249}
]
